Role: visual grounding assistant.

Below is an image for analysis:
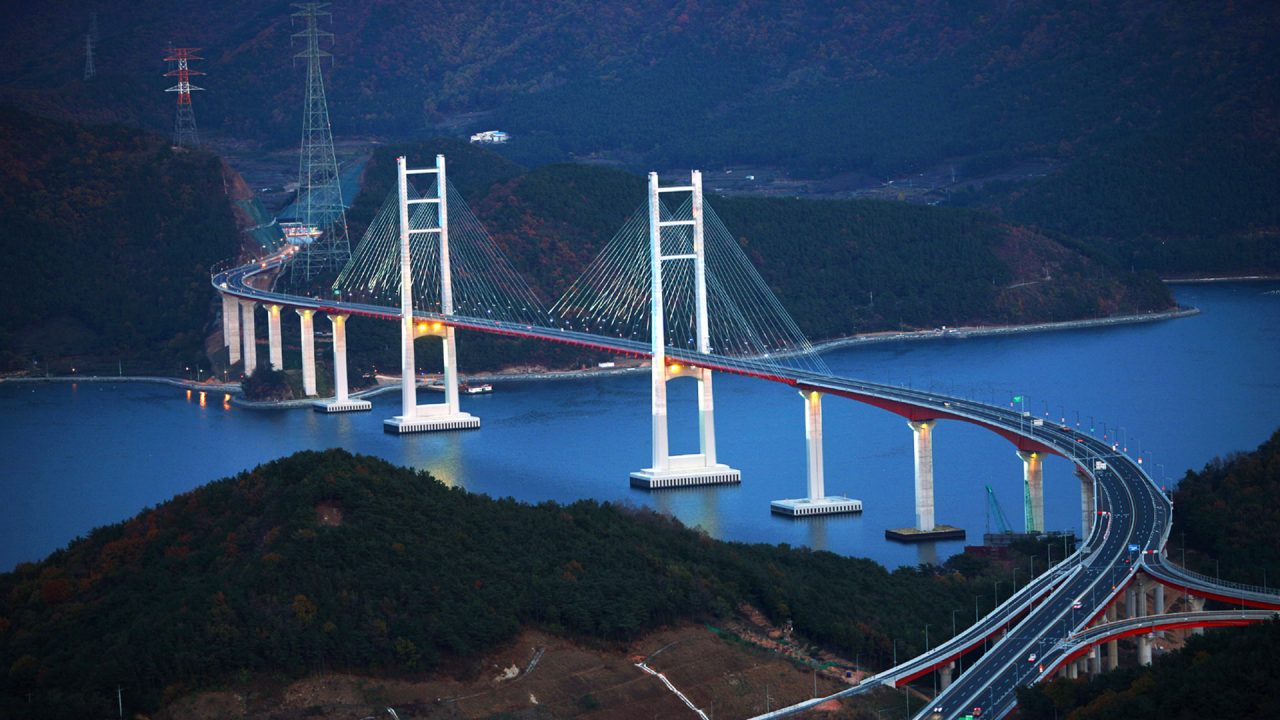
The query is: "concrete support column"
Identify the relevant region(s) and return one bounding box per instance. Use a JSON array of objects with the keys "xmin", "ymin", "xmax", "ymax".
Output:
[
  {"xmin": 939, "ymin": 662, "xmax": 954, "ymax": 689},
  {"xmin": 1088, "ymin": 646, "xmax": 1101, "ymax": 674},
  {"xmin": 1077, "ymin": 465, "xmax": 1095, "ymax": 538},
  {"xmin": 1154, "ymin": 584, "xmax": 1165, "ymax": 615},
  {"xmin": 698, "ymin": 370, "xmax": 718, "ymax": 466},
  {"xmin": 1068, "ymin": 661, "xmax": 1078, "ymax": 679},
  {"xmin": 1190, "ymin": 596, "xmax": 1206, "ymax": 635},
  {"xmin": 442, "ymin": 326, "xmax": 461, "ymax": 414},
  {"xmin": 330, "ymin": 314, "xmax": 350, "ymax": 403},
  {"xmin": 1019, "ymin": 450, "xmax": 1044, "ymax": 533},
  {"xmin": 910, "ymin": 420, "xmax": 936, "ymax": 532},
  {"xmin": 297, "ymin": 309, "xmax": 317, "ymax": 396},
  {"xmin": 1137, "ymin": 634, "xmax": 1152, "ymax": 666},
  {"xmin": 1106, "ymin": 604, "xmax": 1120, "ymax": 670},
  {"xmin": 650, "ymin": 357, "xmax": 670, "ymax": 471},
  {"xmin": 1125, "ymin": 587, "xmax": 1137, "ymax": 619},
  {"xmin": 1136, "ymin": 578, "xmax": 1149, "ymax": 617},
  {"xmin": 804, "ymin": 391, "xmax": 824, "ymax": 500},
  {"xmin": 240, "ymin": 300, "xmax": 257, "ymax": 376},
  {"xmin": 222, "ymin": 294, "xmax": 241, "ymax": 364},
  {"xmin": 267, "ymin": 304, "xmax": 283, "ymax": 371}
]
